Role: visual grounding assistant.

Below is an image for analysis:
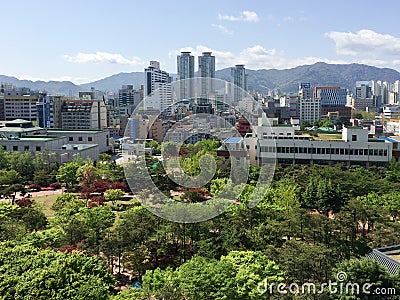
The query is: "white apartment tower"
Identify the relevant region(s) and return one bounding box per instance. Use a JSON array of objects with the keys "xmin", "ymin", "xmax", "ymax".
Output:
[{"xmin": 144, "ymin": 61, "xmax": 173, "ymax": 113}]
